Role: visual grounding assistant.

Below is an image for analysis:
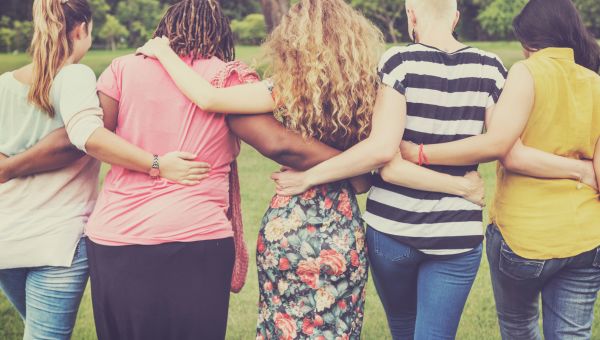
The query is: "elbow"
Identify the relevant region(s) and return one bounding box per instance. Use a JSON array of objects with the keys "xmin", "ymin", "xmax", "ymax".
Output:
[
  {"xmin": 192, "ymin": 93, "xmax": 217, "ymax": 112},
  {"xmin": 379, "ymin": 164, "xmax": 394, "ymax": 183},
  {"xmin": 370, "ymin": 141, "xmax": 398, "ymax": 168},
  {"xmin": 256, "ymin": 136, "xmax": 289, "ymax": 161}
]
